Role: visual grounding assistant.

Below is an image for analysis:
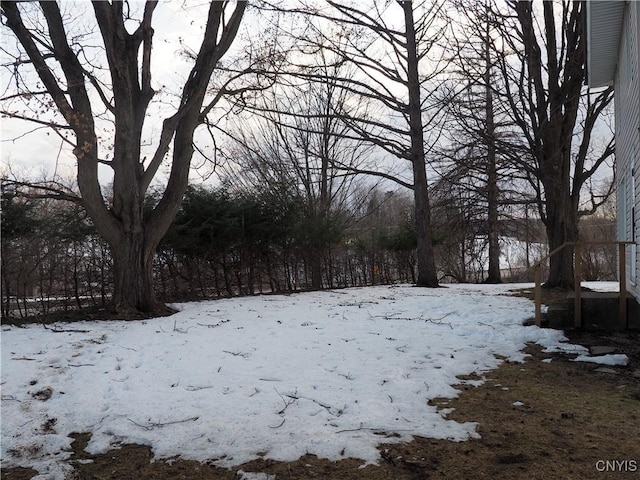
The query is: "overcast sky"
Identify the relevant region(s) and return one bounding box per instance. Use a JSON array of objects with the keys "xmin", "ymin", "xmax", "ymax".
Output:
[
  {"xmin": 0, "ymin": 1, "xmax": 264, "ymax": 187},
  {"xmin": 1, "ymin": 1, "xmax": 613, "ymax": 199}
]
